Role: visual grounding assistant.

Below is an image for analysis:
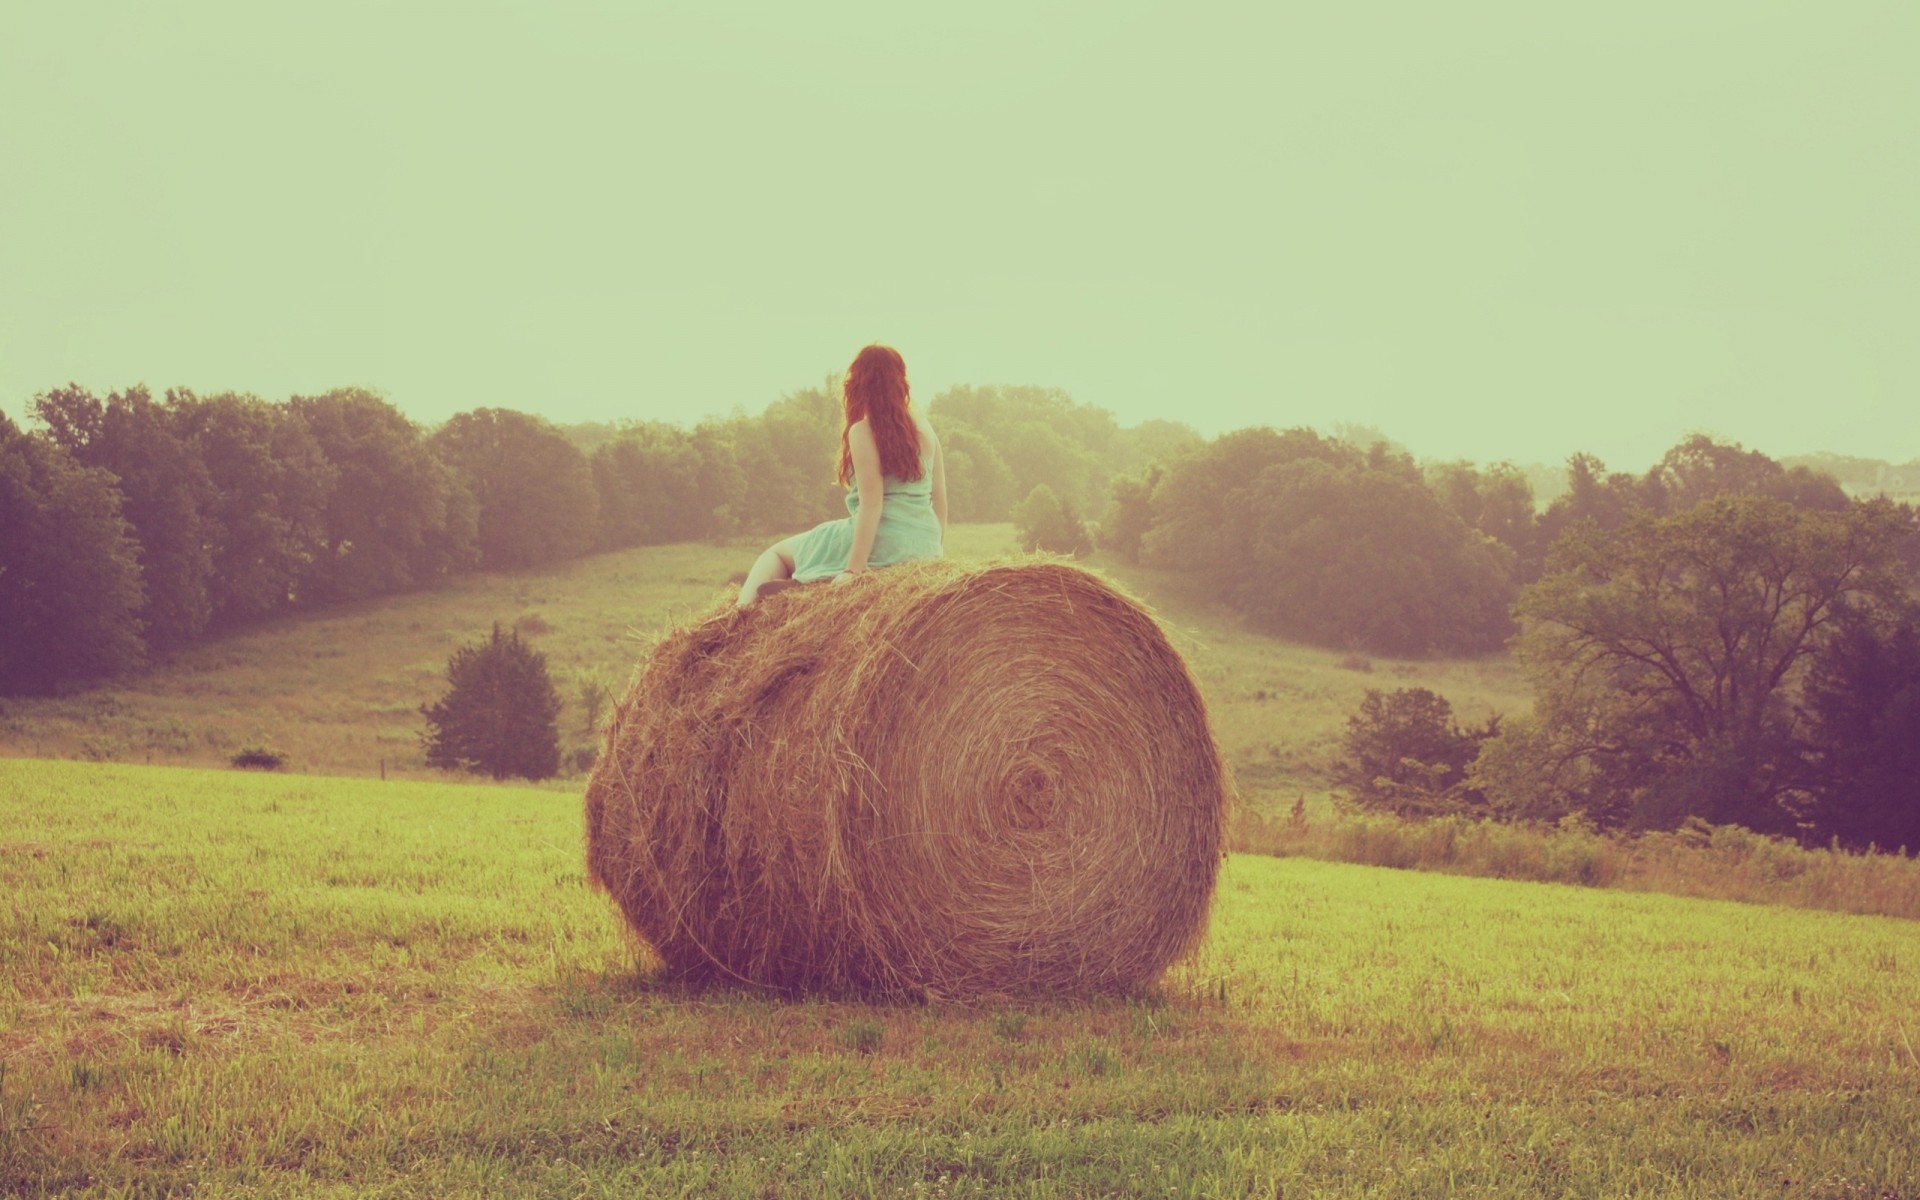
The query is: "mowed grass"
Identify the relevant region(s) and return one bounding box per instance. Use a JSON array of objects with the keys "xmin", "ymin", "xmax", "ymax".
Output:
[
  {"xmin": 4, "ymin": 759, "xmax": 1918, "ymax": 1197},
  {"xmin": 0, "ymin": 525, "xmax": 1528, "ymax": 809}
]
